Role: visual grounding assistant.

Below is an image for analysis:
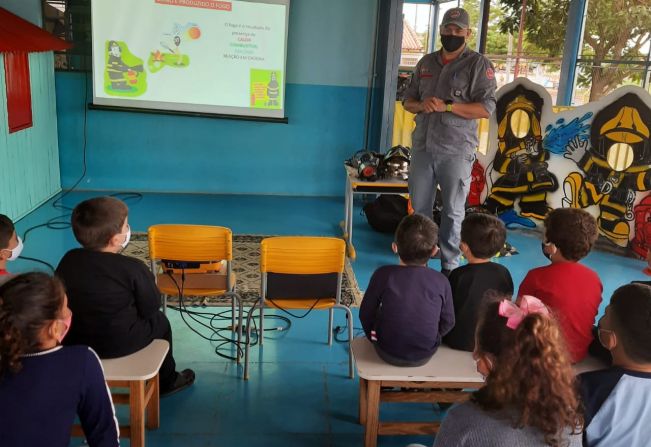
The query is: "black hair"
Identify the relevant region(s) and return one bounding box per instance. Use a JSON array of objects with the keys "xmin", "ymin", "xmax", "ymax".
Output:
[
  {"xmin": 0, "ymin": 273, "xmax": 66, "ymax": 377},
  {"xmin": 395, "ymin": 213, "xmax": 439, "ymax": 265},
  {"xmin": 461, "ymin": 213, "xmax": 506, "ymax": 259},
  {"xmin": 609, "ymin": 283, "xmax": 651, "ymax": 363},
  {"xmin": 0, "ymin": 214, "xmax": 14, "ymax": 250}
]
